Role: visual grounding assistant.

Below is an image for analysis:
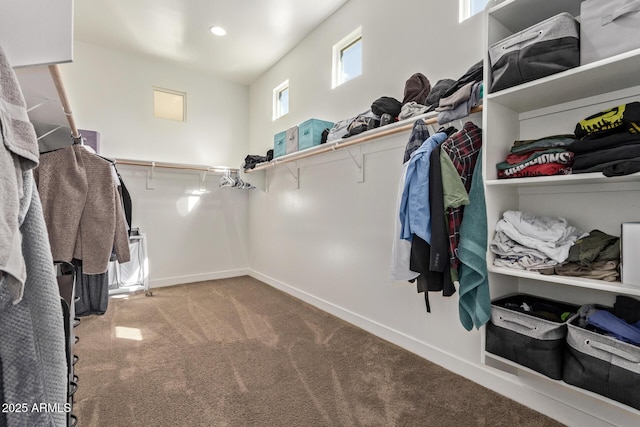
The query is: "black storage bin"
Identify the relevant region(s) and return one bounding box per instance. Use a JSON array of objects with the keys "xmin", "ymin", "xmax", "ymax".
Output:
[
  {"xmin": 489, "ymin": 12, "xmax": 580, "ymax": 93},
  {"xmin": 486, "ymin": 294, "xmax": 579, "ymax": 379},
  {"xmin": 563, "ymin": 310, "xmax": 640, "ymax": 410}
]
